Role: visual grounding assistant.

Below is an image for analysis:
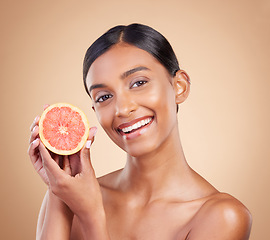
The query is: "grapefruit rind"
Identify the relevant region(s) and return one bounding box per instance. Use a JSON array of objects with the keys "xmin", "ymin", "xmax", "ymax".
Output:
[{"xmin": 39, "ymin": 103, "xmax": 89, "ymax": 155}]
